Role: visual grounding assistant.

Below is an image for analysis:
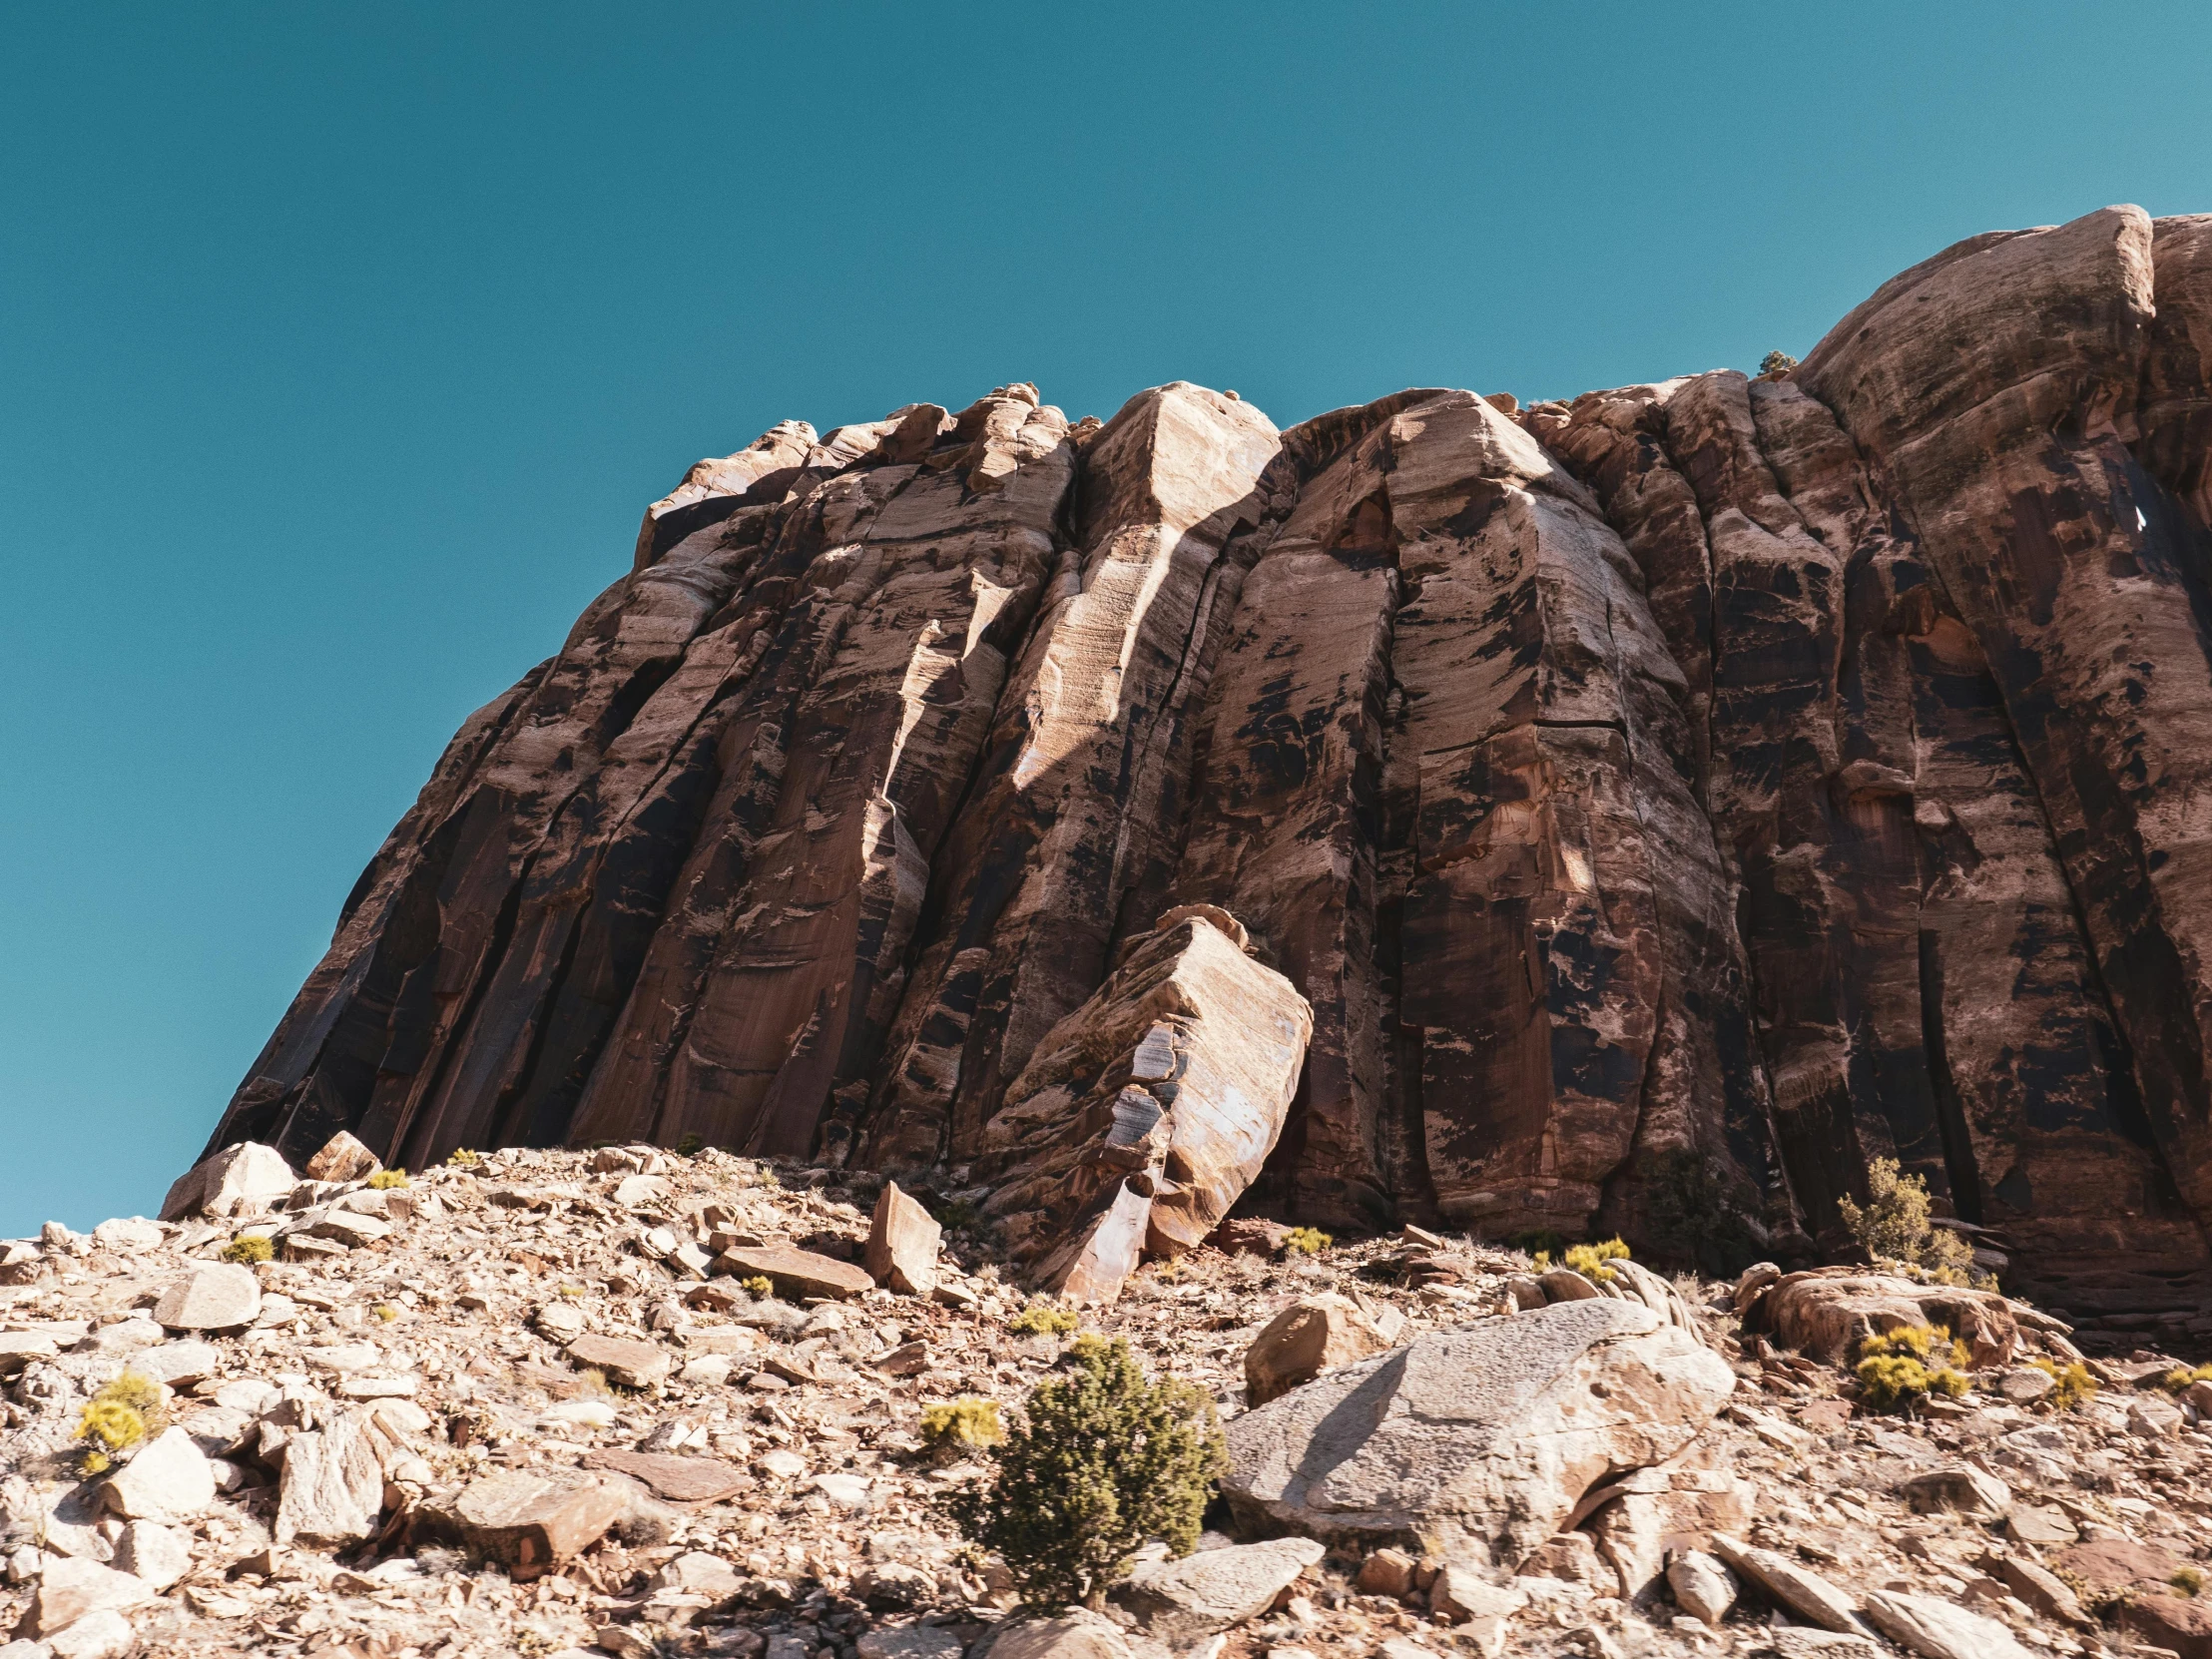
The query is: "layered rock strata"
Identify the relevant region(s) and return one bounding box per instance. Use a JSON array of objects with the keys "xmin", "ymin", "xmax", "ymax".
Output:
[{"xmin": 205, "ymin": 206, "xmax": 2212, "ymax": 1322}]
